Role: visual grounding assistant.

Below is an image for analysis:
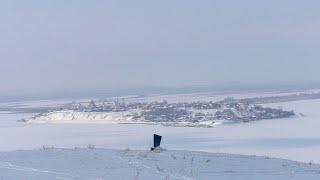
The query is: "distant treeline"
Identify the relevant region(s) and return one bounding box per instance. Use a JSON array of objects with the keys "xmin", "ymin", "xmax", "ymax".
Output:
[{"xmin": 239, "ymin": 92, "xmax": 320, "ymax": 104}]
